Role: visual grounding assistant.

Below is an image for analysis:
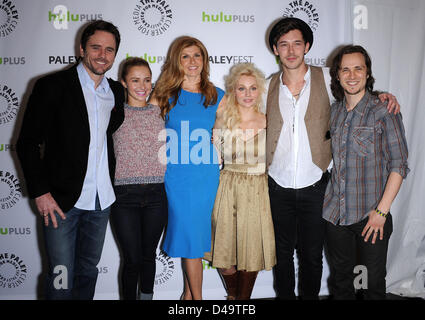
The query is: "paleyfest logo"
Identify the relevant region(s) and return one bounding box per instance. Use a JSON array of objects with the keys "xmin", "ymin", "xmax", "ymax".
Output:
[
  {"xmin": 0, "ymin": 84, "xmax": 19, "ymax": 125},
  {"xmin": 133, "ymin": 0, "xmax": 173, "ymax": 37},
  {"xmin": 0, "ymin": 253, "xmax": 27, "ymax": 289},
  {"xmin": 0, "ymin": 0, "xmax": 18, "ymax": 38},
  {"xmin": 209, "ymin": 55, "xmax": 254, "ymax": 65},
  {"xmin": 283, "ymin": 0, "xmax": 320, "ymax": 31}
]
